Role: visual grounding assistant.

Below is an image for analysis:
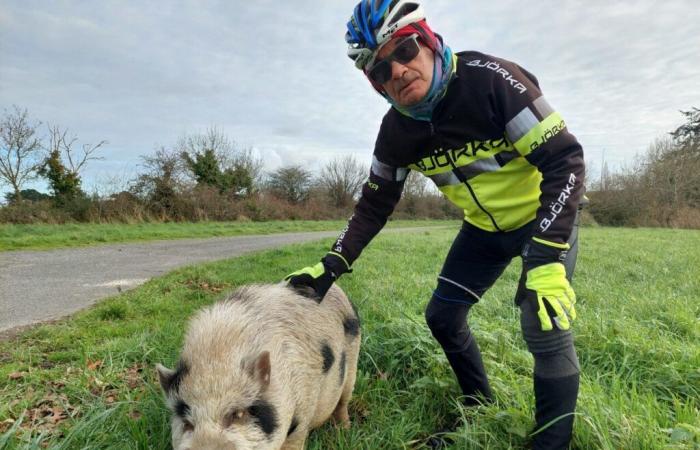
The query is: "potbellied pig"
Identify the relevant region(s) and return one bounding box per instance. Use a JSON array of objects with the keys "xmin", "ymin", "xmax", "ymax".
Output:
[{"xmin": 156, "ymin": 283, "xmax": 361, "ymax": 450}]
